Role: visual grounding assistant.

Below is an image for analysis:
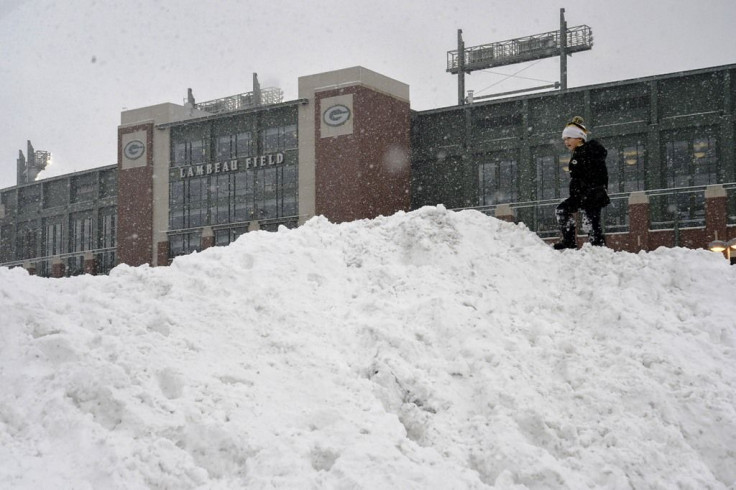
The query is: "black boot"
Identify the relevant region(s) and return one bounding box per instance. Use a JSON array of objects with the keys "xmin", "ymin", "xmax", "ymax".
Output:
[
  {"xmin": 553, "ymin": 239, "xmax": 576, "ymax": 250},
  {"xmin": 590, "ymin": 235, "xmax": 606, "ymax": 247},
  {"xmin": 554, "ymin": 207, "xmax": 577, "ymax": 249}
]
